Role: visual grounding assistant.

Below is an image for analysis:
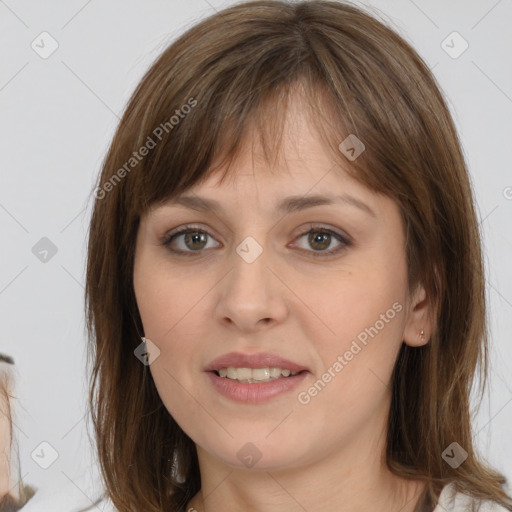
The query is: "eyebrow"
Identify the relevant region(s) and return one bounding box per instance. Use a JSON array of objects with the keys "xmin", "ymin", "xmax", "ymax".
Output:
[{"xmin": 166, "ymin": 193, "xmax": 376, "ymax": 218}]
